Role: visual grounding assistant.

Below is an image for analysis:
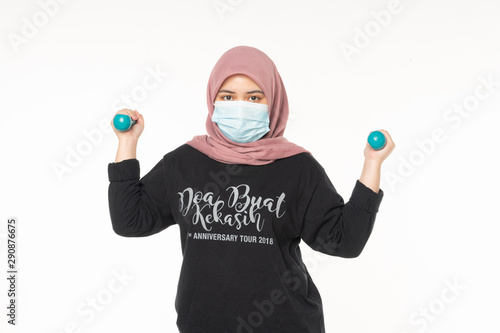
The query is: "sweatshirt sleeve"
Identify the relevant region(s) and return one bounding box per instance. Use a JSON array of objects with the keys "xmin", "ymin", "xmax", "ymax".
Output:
[
  {"xmin": 300, "ymin": 172, "xmax": 383, "ymax": 258},
  {"xmin": 107, "ymin": 158, "xmax": 176, "ymax": 237}
]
